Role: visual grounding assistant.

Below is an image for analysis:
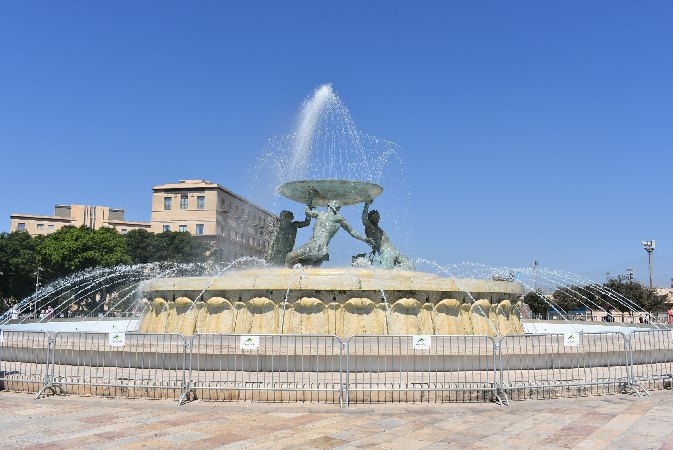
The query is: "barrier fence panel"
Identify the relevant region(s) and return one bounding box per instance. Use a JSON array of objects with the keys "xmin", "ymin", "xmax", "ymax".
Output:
[
  {"xmin": 188, "ymin": 334, "xmax": 343, "ymax": 404},
  {"xmin": 345, "ymin": 335, "xmax": 500, "ymax": 405},
  {"xmin": 499, "ymin": 332, "xmax": 630, "ymax": 400},
  {"xmin": 628, "ymin": 329, "xmax": 673, "ymax": 390},
  {"xmin": 0, "ymin": 330, "xmax": 51, "ymax": 394},
  {"xmin": 44, "ymin": 332, "xmax": 187, "ymax": 402}
]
